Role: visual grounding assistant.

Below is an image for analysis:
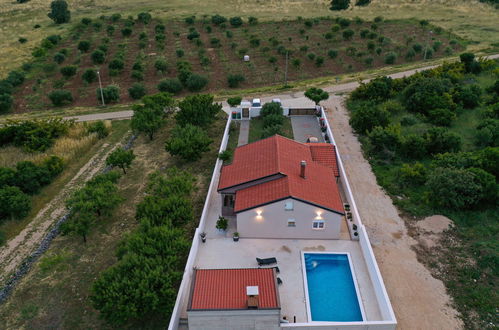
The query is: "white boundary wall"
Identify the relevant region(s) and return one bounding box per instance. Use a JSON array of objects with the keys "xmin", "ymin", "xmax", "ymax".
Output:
[{"xmin": 168, "ymin": 116, "xmax": 232, "ymax": 330}]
